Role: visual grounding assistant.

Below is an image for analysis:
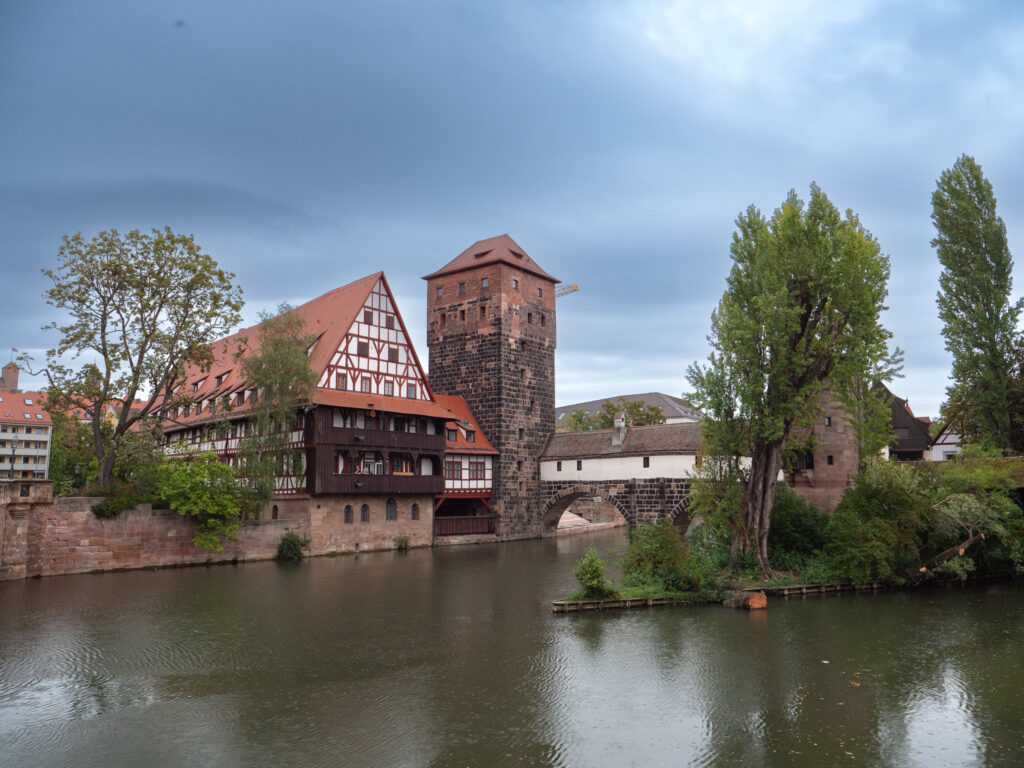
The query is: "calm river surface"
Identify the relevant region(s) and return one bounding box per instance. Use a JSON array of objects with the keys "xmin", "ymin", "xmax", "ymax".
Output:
[{"xmin": 1, "ymin": 528, "xmax": 1022, "ymax": 767}]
